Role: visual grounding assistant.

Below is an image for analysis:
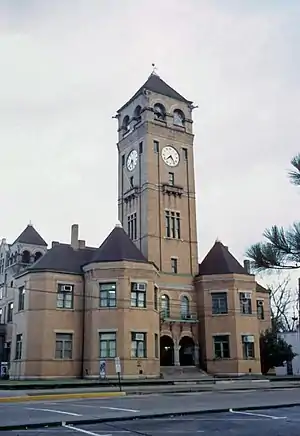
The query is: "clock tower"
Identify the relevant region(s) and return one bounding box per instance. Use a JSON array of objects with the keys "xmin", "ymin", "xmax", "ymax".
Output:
[{"xmin": 116, "ymin": 72, "xmax": 198, "ymax": 277}]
